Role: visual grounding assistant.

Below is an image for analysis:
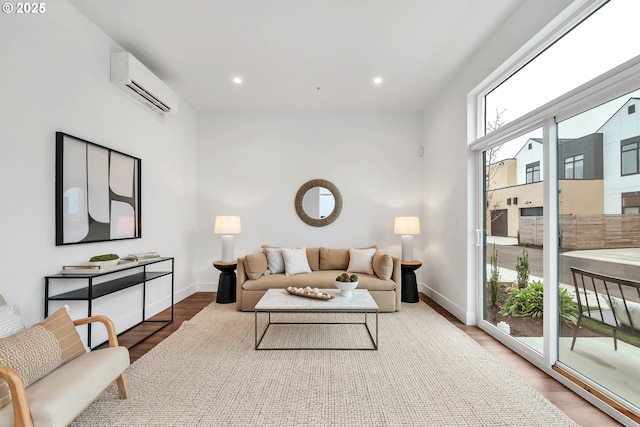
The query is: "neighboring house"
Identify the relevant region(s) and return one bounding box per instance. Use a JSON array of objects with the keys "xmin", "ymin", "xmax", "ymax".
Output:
[
  {"xmin": 487, "ymin": 97, "xmax": 640, "ymax": 239},
  {"xmin": 487, "ymin": 136, "xmax": 605, "ymax": 238},
  {"xmin": 598, "ymin": 98, "xmax": 640, "ymax": 214},
  {"xmin": 516, "ymin": 138, "xmax": 544, "ymax": 186}
]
